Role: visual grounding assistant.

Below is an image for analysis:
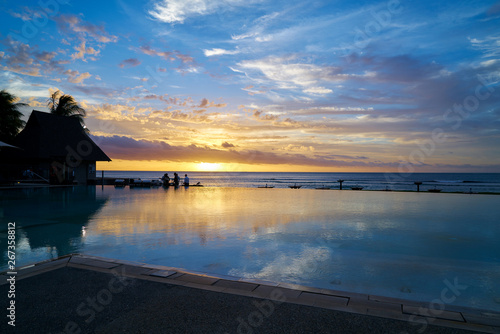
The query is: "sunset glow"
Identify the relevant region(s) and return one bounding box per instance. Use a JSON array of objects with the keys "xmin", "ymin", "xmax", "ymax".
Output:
[
  {"xmin": 1, "ymin": 1, "xmax": 499, "ymax": 172},
  {"xmin": 196, "ymin": 162, "xmax": 222, "ymax": 172}
]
